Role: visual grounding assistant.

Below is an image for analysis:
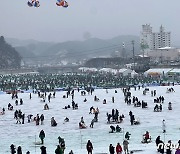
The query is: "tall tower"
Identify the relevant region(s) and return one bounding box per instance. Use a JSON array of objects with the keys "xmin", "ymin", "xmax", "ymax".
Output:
[{"xmin": 121, "ymin": 42, "xmax": 126, "ymax": 58}]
